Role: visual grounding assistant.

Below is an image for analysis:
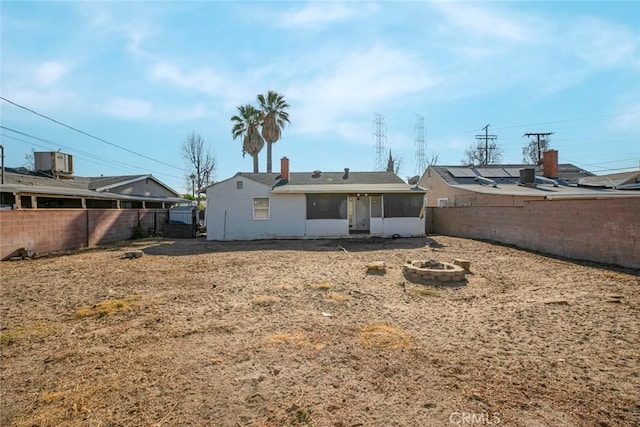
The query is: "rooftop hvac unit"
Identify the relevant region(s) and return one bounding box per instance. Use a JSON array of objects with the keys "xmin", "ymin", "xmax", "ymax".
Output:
[
  {"xmin": 35, "ymin": 152, "xmax": 74, "ymax": 176},
  {"xmin": 519, "ymin": 168, "xmax": 535, "ymax": 186}
]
